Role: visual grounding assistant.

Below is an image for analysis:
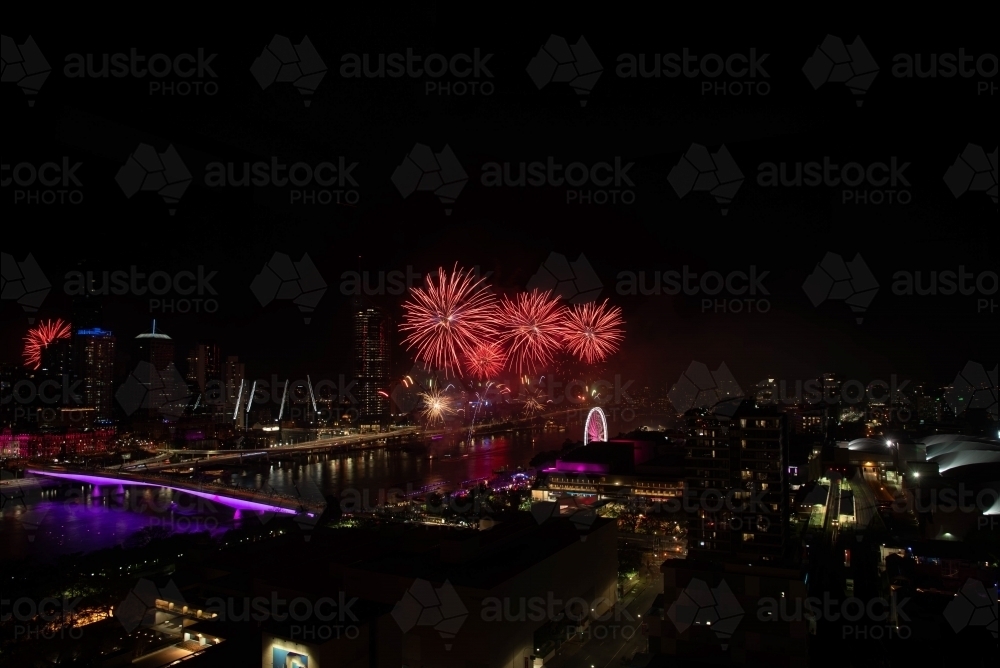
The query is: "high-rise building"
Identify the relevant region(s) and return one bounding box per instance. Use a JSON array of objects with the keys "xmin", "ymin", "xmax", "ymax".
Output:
[
  {"xmin": 352, "ymin": 298, "xmax": 390, "ymax": 429},
  {"xmin": 136, "ymin": 321, "xmax": 175, "ymax": 371},
  {"xmin": 76, "ymin": 328, "xmax": 116, "ymax": 423},
  {"xmin": 185, "ymin": 342, "xmax": 221, "ymax": 393},
  {"xmin": 685, "ymin": 402, "xmax": 788, "ymax": 563},
  {"xmin": 223, "ymin": 356, "xmax": 246, "ymax": 416}
]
